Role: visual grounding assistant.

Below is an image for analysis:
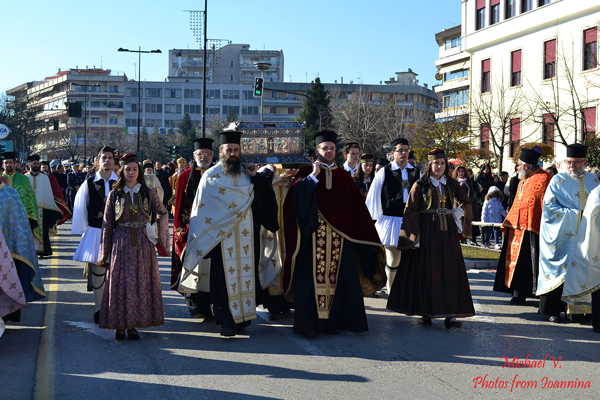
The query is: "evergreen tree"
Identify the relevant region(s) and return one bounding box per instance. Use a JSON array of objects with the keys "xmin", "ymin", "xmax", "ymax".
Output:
[
  {"xmin": 297, "ymin": 78, "xmax": 331, "ymax": 149},
  {"xmin": 177, "ymin": 113, "xmax": 196, "ymax": 160},
  {"xmin": 146, "ymin": 127, "xmax": 167, "ymax": 163}
]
